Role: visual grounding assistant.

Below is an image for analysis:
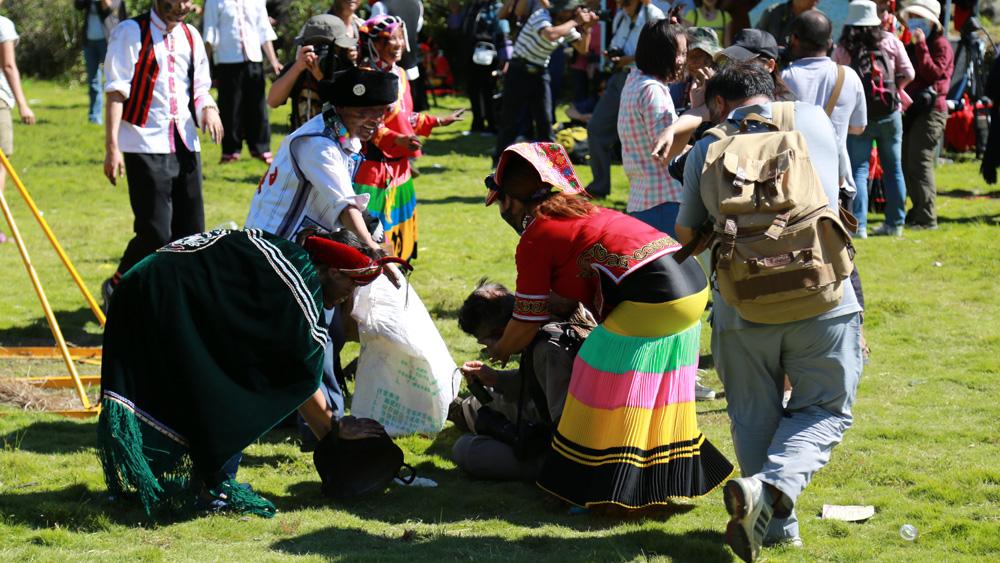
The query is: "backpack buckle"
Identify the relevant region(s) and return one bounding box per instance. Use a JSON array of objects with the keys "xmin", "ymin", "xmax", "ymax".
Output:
[{"xmin": 765, "ymin": 212, "xmax": 790, "ymax": 240}]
